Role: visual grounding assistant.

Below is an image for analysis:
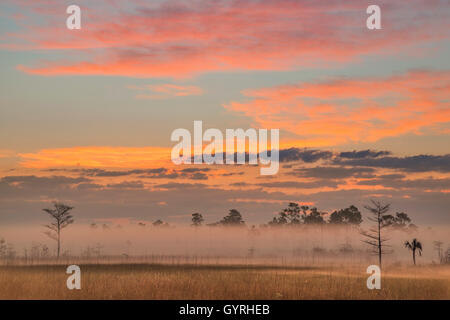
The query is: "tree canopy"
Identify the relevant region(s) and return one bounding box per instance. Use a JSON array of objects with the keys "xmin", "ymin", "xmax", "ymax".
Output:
[
  {"xmin": 329, "ymin": 205, "xmax": 362, "ymax": 225},
  {"xmin": 220, "ymin": 209, "xmax": 245, "ymax": 226}
]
